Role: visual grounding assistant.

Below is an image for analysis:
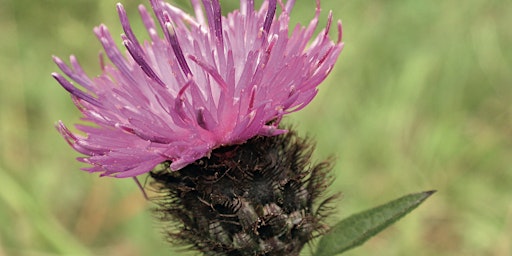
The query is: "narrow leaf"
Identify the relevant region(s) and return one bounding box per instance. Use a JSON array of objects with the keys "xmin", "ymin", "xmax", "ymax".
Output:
[{"xmin": 314, "ymin": 190, "xmax": 436, "ymax": 256}]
